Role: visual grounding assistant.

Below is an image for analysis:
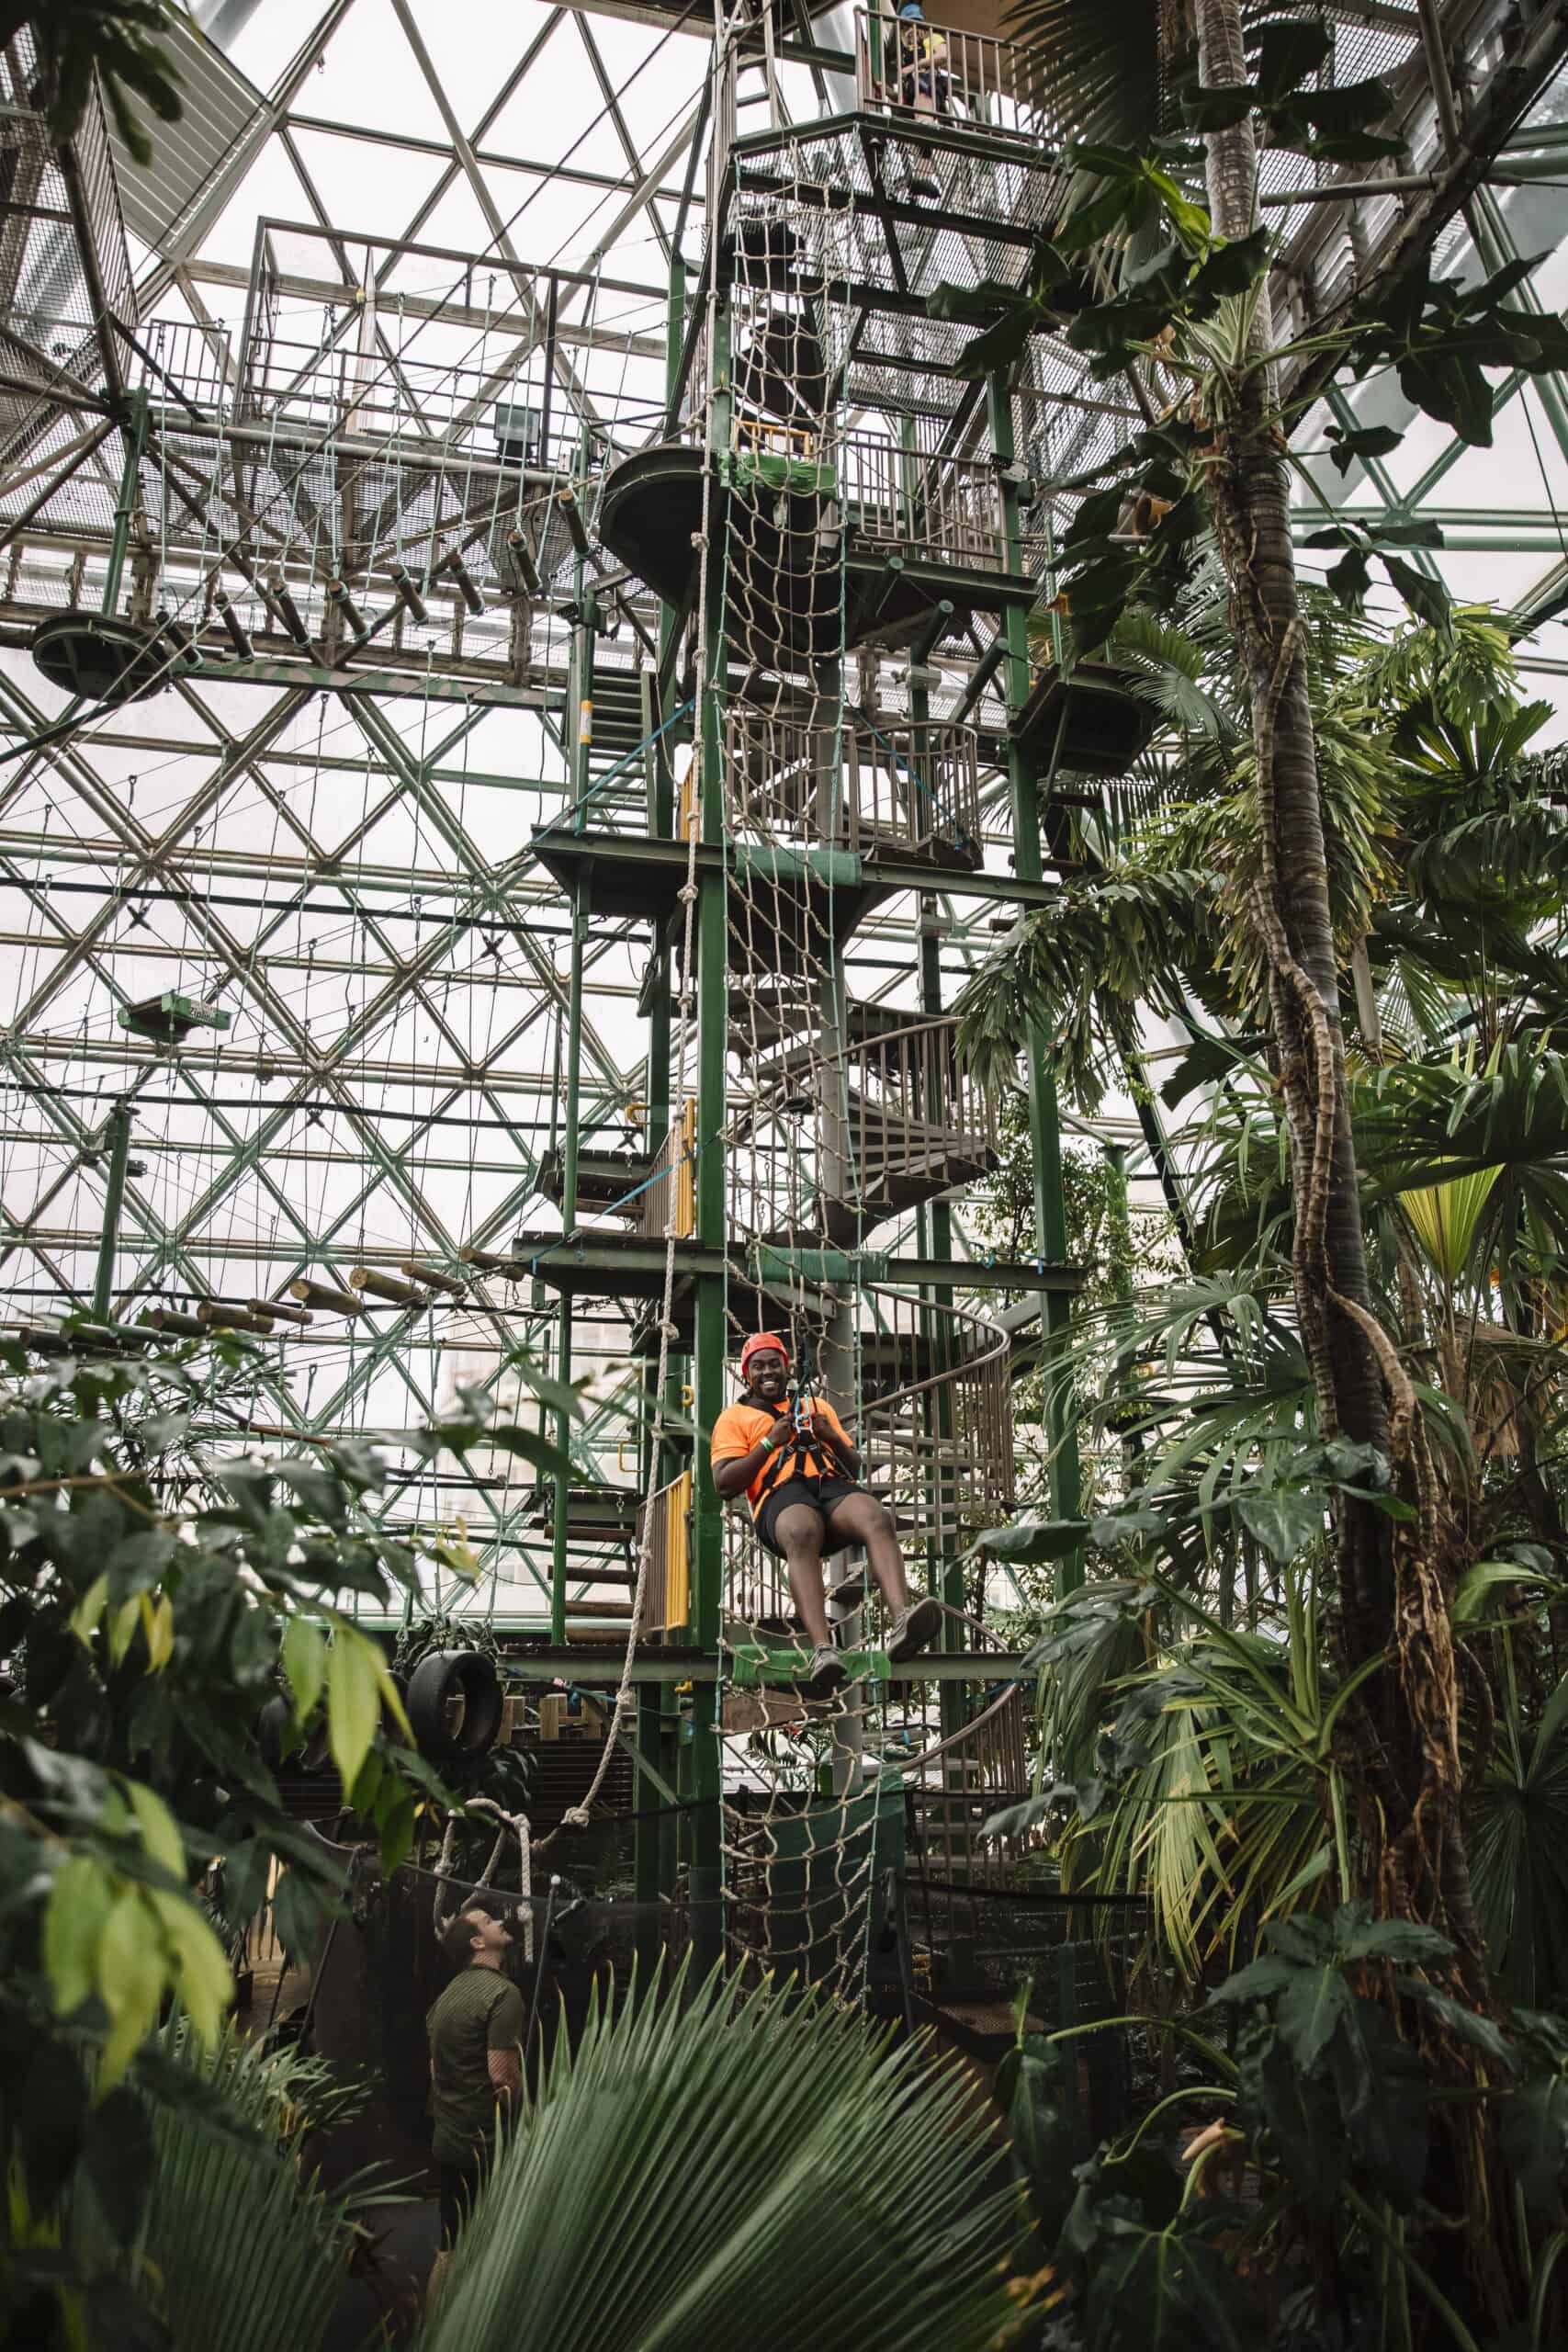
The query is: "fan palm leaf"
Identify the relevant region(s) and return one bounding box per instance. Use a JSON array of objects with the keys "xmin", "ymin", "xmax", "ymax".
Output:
[
  {"xmin": 422, "ymin": 1963, "xmax": 1016, "ymax": 2352},
  {"xmin": 1000, "ymin": 0, "xmax": 1169, "ymax": 148},
  {"xmin": 1468, "ymin": 1668, "xmax": 1568, "ymax": 2007},
  {"xmin": 1400, "ymin": 1164, "xmax": 1505, "ymax": 1287}
]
